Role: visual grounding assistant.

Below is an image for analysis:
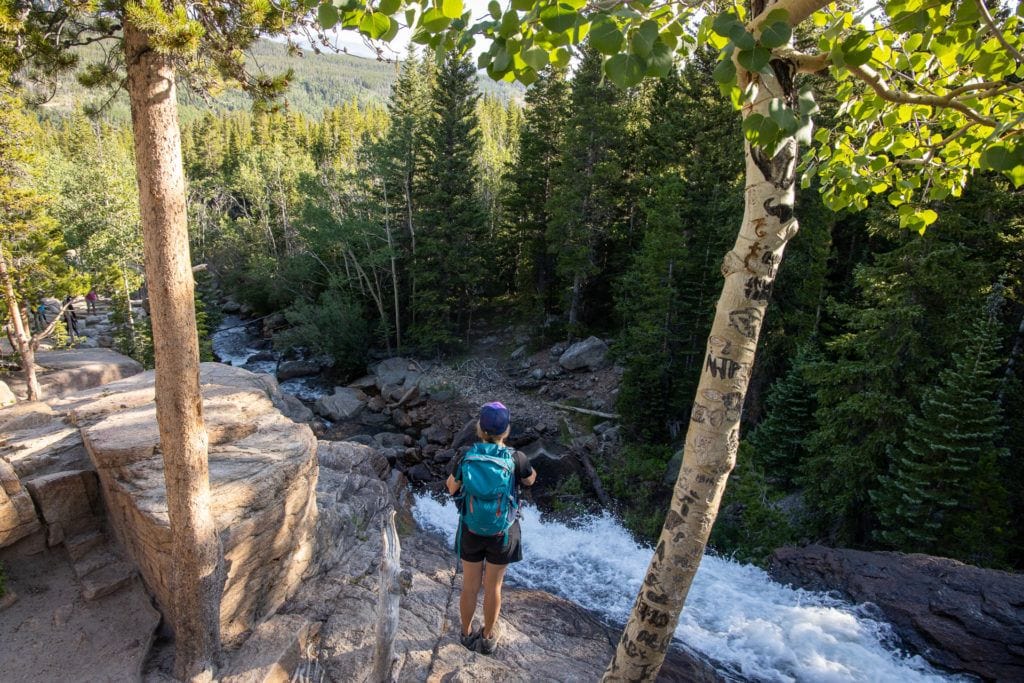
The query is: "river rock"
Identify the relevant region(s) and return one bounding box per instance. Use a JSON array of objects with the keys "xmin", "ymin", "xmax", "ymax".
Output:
[
  {"xmin": 222, "ymin": 299, "xmax": 241, "ymax": 313},
  {"xmin": 422, "ymin": 425, "xmax": 450, "ymax": 445},
  {"xmin": 314, "ymin": 387, "xmax": 365, "ymax": 421},
  {"xmin": 768, "ymin": 545, "xmax": 1024, "ymax": 681},
  {"xmin": 246, "ymin": 351, "xmax": 276, "ymax": 363},
  {"xmin": 347, "ymin": 374, "xmax": 377, "ymax": 391},
  {"xmin": 559, "ymin": 336, "xmax": 608, "ymax": 371},
  {"xmin": 519, "ymin": 438, "xmax": 581, "ymax": 486},
  {"xmin": 278, "ymin": 393, "xmax": 314, "ymax": 423},
  {"xmin": 374, "ymin": 432, "xmax": 409, "ymax": 449},
  {"xmin": 276, "ymin": 359, "xmax": 321, "ymax": 381},
  {"xmin": 375, "ymin": 357, "xmax": 414, "ymax": 388},
  {"xmin": 451, "ymin": 419, "xmax": 478, "ymax": 451},
  {"xmin": 77, "ymin": 363, "xmax": 318, "ymax": 646},
  {"xmin": 0, "ymin": 380, "xmax": 15, "ymax": 407}
]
